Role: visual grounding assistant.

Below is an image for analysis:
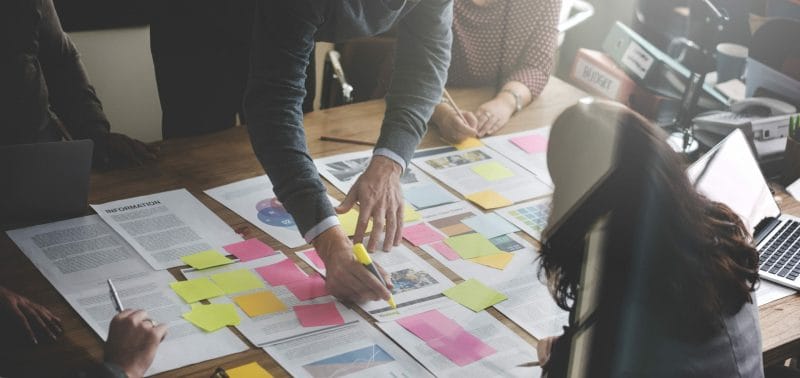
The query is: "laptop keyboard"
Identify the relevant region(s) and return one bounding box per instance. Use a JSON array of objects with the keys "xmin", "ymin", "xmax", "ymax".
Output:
[{"xmin": 759, "ymin": 220, "xmax": 800, "ymax": 281}]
